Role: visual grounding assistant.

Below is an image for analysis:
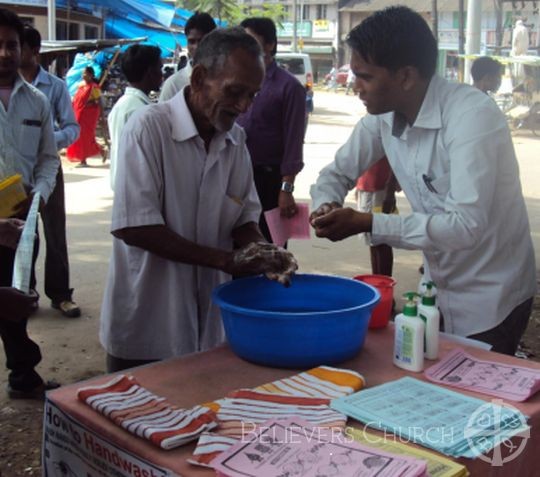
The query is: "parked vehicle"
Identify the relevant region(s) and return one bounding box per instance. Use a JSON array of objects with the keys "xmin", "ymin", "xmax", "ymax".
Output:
[
  {"xmin": 505, "ymin": 102, "xmax": 540, "ymax": 135},
  {"xmin": 275, "ymin": 52, "xmax": 314, "ymax": 89},
  {"xmin": 496, "ymin": 55, "xmax": 540, "ymax": 136},
  {"xmin": 324, "ymin": 64, "xmax": 350, "ymax": 86},
  {"xmin": 161, "ymin": 54, "xmax": 189, "ymax": 78}
]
